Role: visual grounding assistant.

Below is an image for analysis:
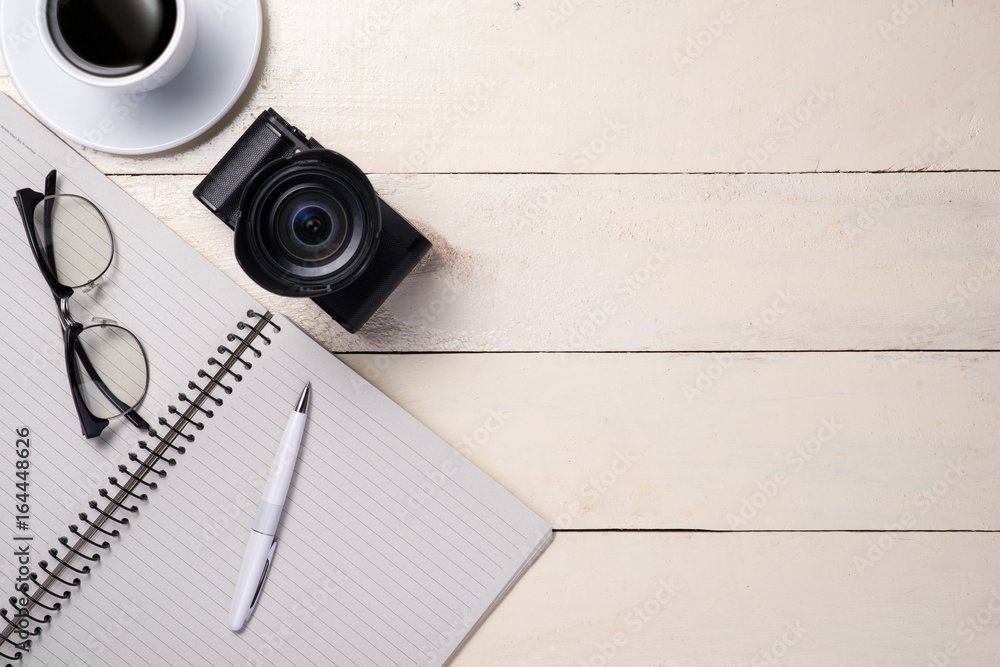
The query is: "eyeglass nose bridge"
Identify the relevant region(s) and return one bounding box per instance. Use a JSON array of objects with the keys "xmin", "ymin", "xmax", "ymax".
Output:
[{"xmin": 56, "ymin": 294, "xmax": 75, "ymax": 333}]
